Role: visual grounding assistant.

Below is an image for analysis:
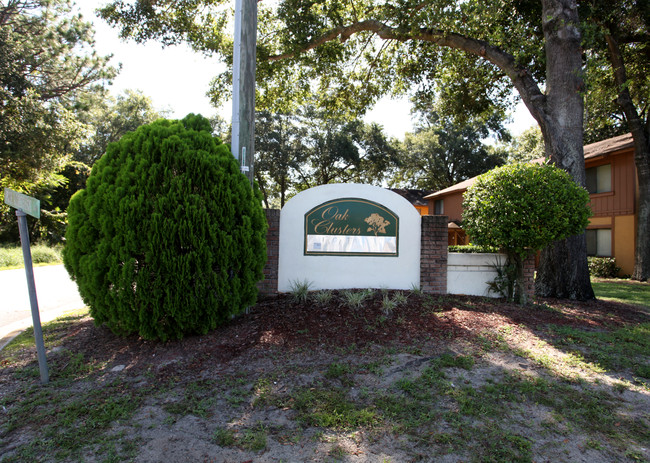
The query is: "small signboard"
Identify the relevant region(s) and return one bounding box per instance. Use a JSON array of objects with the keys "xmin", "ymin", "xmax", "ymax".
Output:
[
  {"xmin": 4, "ymin": 188, "xmax": 40, "ymax": 219},
  {"xmin": 304, "ymin": 198, "xmax": 399, "ymax": 256}
]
